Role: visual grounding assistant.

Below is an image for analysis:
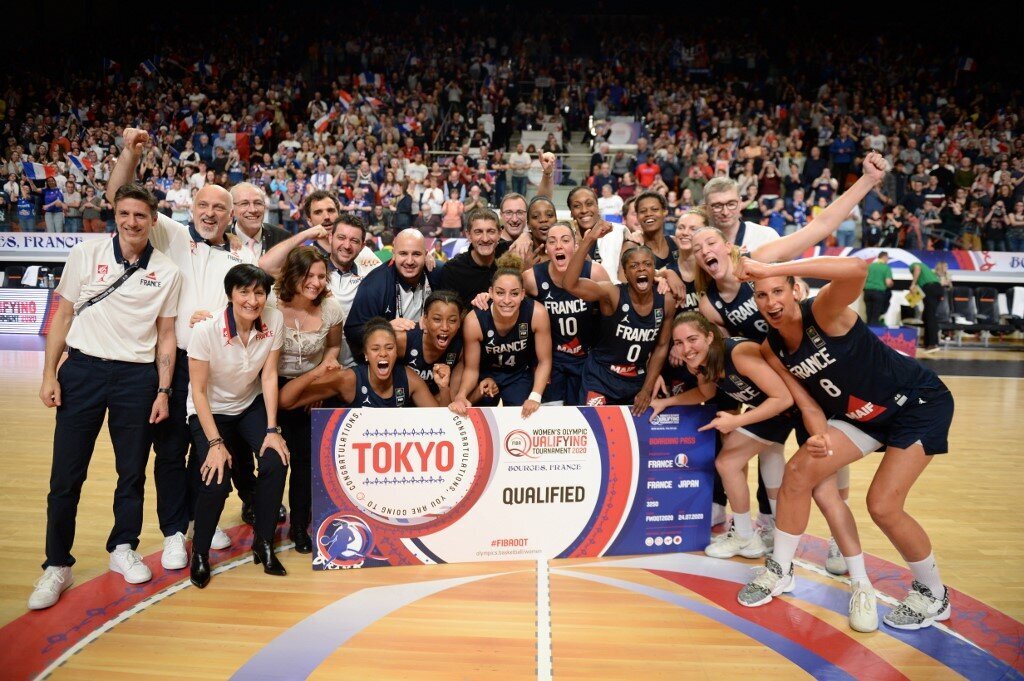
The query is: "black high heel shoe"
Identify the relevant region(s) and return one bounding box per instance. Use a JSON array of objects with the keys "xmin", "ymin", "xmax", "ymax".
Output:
[
  {"xmin": 252, "ymin": 538, "xmax": 287, "ymax": 576},
  {"xmin": 190, "ymin": 552, "xmax": 211, "ymax": 589},
  {"xmin": 289, "ymin": 527, "xmax": 313, "ymax": 554}
]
